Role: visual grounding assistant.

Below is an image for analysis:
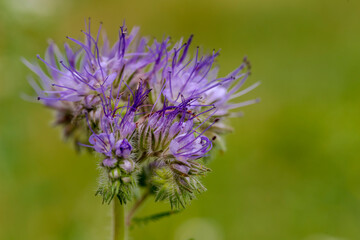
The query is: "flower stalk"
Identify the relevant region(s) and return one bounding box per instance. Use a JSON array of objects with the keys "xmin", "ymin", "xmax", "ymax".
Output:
[
  {"xmin": 126, "ymin": 190, "xmax": 151, "ymax": 226},
  {"xmin": 113, "ymin": 198, "xmax": 128, "ymax": 240}
]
